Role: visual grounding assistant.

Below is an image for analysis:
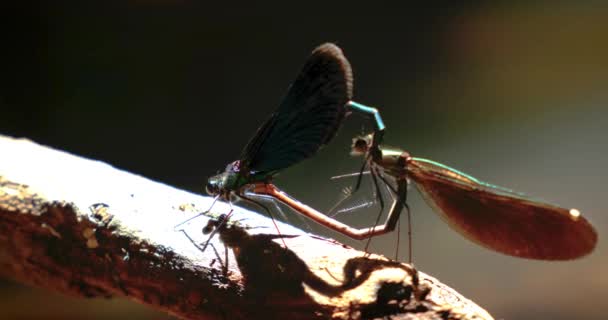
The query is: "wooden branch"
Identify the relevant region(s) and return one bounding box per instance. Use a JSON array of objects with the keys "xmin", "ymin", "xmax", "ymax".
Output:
[{"xmin": 0, "ymin": 135, "xmax": 494, "ymax": 320}]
